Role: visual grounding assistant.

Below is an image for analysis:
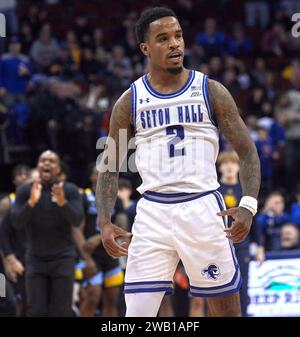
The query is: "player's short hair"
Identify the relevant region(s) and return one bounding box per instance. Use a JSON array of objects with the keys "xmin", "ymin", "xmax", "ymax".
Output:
[
  {"xmin": 135, "ymin": 7, "xmax": 178, "ymax": 44},
  {"xmin": 12, "ymin": 164, "xmax": 30, "ymax": 180},
  {"xmin": 217, "ymin": 151, "xmax": 239, "ymax": 166},
  {"xmin": 118, "ymin": 178, "xmax": 132, "ymax": 190}
]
